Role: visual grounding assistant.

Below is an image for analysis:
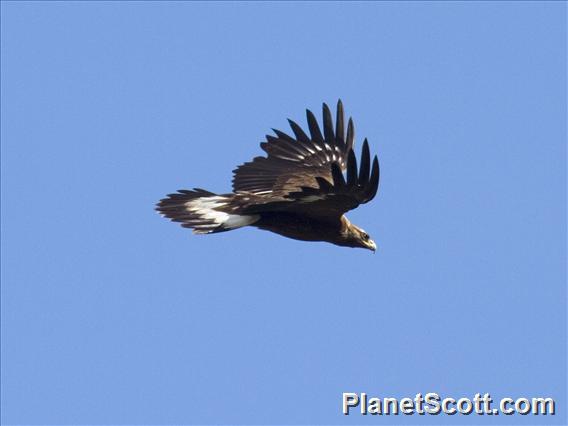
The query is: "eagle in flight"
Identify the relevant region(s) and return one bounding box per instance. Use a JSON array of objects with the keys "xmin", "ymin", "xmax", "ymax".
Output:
[{"xmin": 156, "ymin": 100, "xmax": 380, "ymax": 251}]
